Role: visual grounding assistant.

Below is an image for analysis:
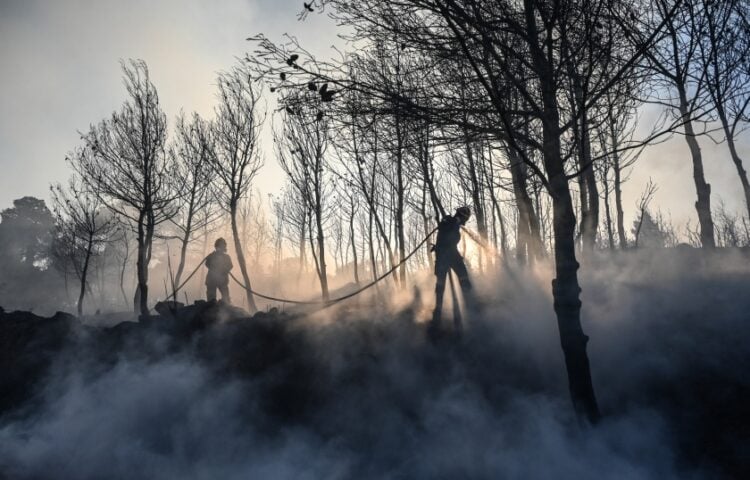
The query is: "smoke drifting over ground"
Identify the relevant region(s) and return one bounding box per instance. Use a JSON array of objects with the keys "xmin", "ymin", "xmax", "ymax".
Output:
[{"xmin": 0, "ymin": 249, "xmax": 748, "ymax": 479}]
